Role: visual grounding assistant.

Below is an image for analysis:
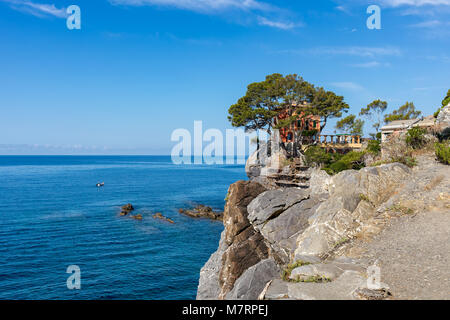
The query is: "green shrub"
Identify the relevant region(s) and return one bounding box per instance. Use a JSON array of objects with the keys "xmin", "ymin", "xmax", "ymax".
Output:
[
  {"xmin": 367, "ymin": 140, "xmax": 381, "ymax": 155},
  {"xmin": 405, "ymin": 127, "xmax": 427, "ymax": 149},
  {"xmin": 434, "ymin": 107, "xmax": 442, "ymax": 118},
  {"xmin": 281, "ymin": 260, "xmax": 311, "ymax": 281},
  {"xmin": 304, "ymin": 146, "xmax": 332, "ymax": 166},
  {"xmin": 324, "ymin": 151, "xmax": 366, "ymax": 174},
  {"xmin": 435, "ymin": 142, "xmax": 450, "ymax": 165},
  {"xmin": 302, "ymin": 129, "xmax": 318, "ymax": 137}
]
